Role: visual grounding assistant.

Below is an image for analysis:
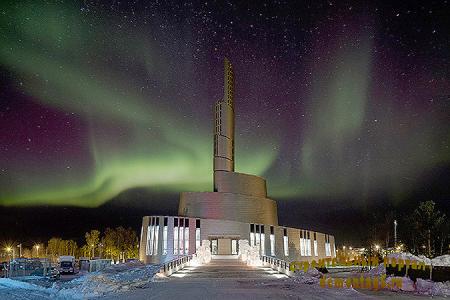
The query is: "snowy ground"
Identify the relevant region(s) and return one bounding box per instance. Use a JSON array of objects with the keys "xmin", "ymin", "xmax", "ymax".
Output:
[
  {"xmin": 1, "ymin": 256, "xmax": 449, "ymax": 299},
  {"xmin": 0, "ymin": 261, "xmax": 161, "ymax": 299}
]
